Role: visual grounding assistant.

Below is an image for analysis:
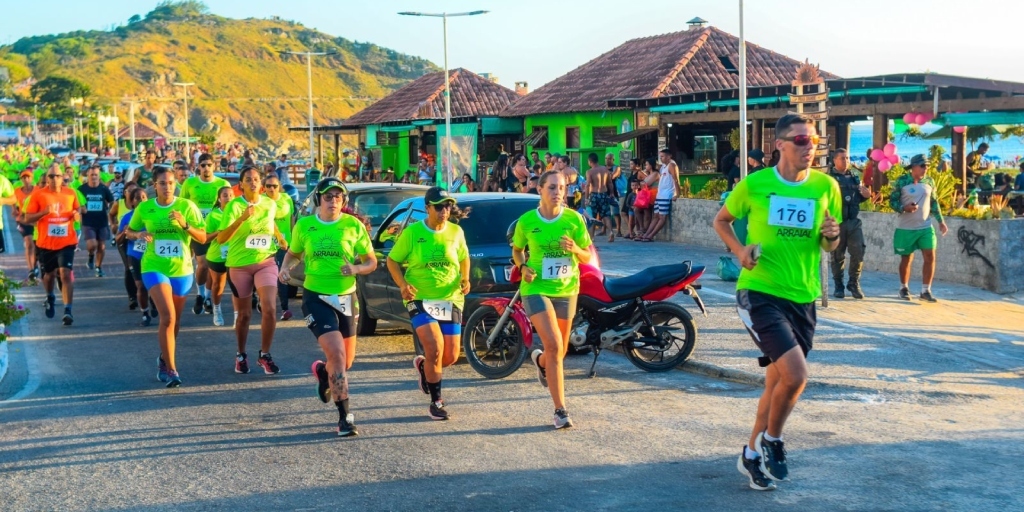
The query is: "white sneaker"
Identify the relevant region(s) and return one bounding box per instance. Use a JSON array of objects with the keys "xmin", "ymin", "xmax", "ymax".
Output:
[
  {"xmin": 531, "ymin": 349, "xmax": 548, "ymax": 388},
  {"xmin": 213, "ymin": 305, "xmax": 224, "ymax": 326}
]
